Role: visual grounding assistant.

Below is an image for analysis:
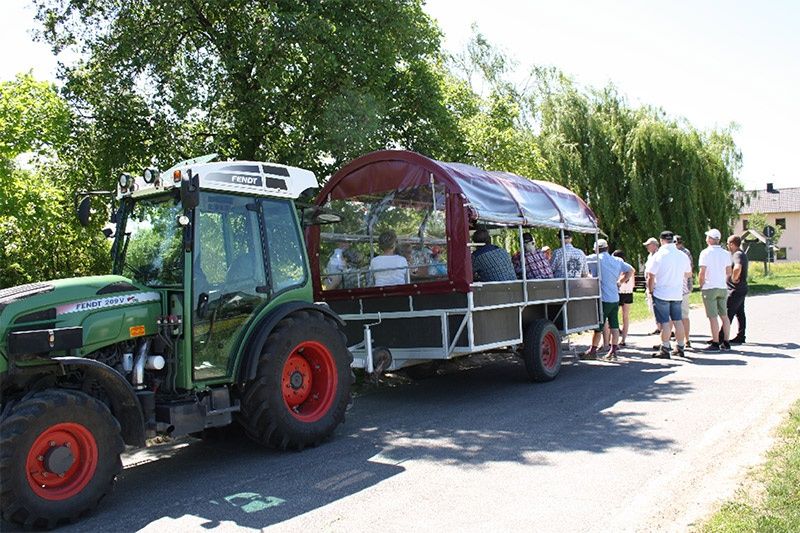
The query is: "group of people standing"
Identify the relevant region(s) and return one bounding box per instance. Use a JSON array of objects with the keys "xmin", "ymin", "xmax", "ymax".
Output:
[{"xmin": 643, "ymin": 229, "xmax": 748, "ymax": 359}]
